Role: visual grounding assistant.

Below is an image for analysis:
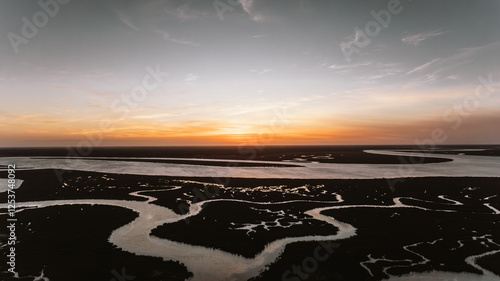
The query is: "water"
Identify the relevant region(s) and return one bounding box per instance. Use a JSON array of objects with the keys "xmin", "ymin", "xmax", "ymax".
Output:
[{"xmin": 0, "ymin": 150, "xmax": 499, "ymax": 179}]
